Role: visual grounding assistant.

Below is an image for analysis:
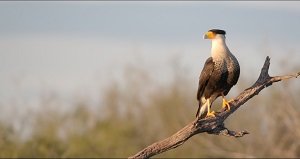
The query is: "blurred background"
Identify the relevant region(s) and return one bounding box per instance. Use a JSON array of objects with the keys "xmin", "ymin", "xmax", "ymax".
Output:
[{"xmin": 0, "ymin": 1, "xmax": 300, "ymax": 158}]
